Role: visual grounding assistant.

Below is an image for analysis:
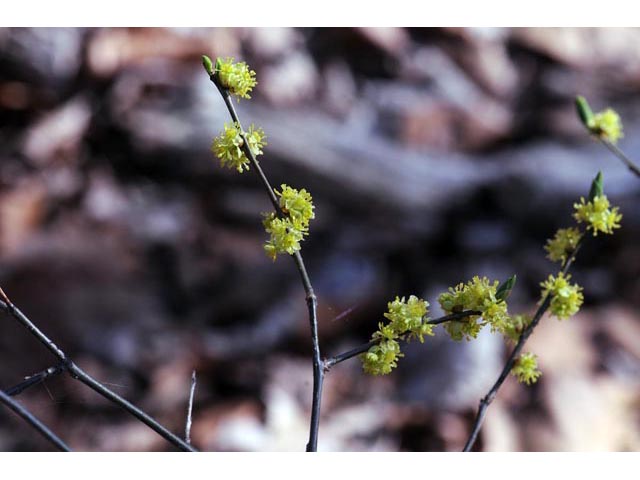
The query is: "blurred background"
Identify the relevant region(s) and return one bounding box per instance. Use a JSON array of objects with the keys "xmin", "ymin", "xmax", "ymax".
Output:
[{"xmin": 0, "ymin": 27, "xmax": 638, "ymax": 452}]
